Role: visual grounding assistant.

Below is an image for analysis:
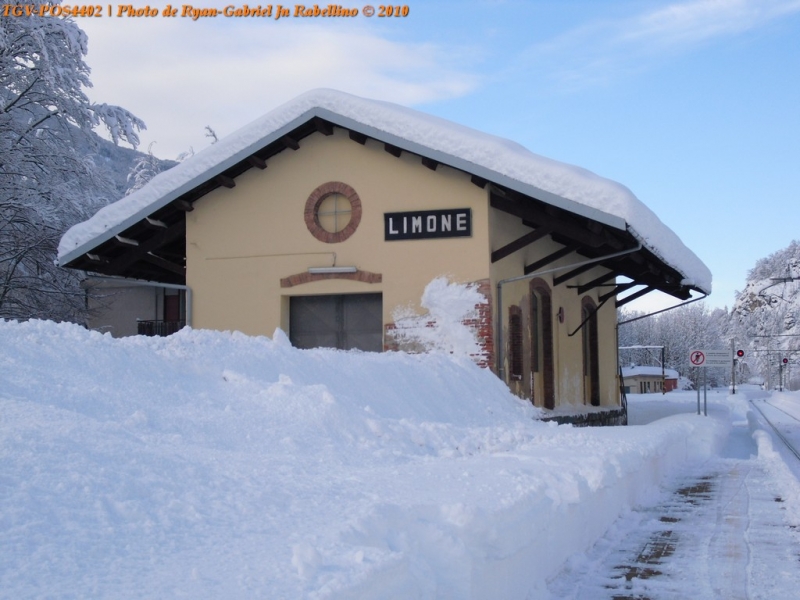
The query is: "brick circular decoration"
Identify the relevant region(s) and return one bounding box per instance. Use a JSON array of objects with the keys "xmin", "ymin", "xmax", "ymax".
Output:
[{"xmin": 304, "ymin": 182, "xmax": 362, "ymax": 244}]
